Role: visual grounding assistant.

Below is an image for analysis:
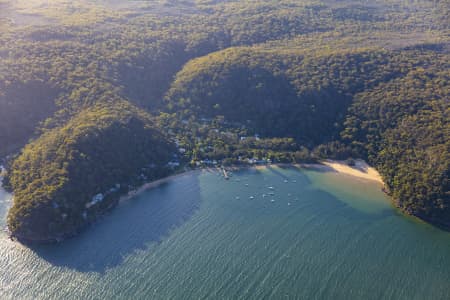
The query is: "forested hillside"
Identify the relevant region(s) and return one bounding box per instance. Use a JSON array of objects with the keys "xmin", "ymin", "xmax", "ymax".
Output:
[
  {"xmin": 343, "ymin": 69, "xmax": 449, "ymax": 228},
  {"xmin": 0, "ymin": 0, "xmax": 448, "ymax": 241},
  {"xmin": 166, "ymin": 47, "xmax": 445, "ymax": 145},
  {"xmin": 5, "ymin": 101, "xmax": 175, "ymax": 242}
]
